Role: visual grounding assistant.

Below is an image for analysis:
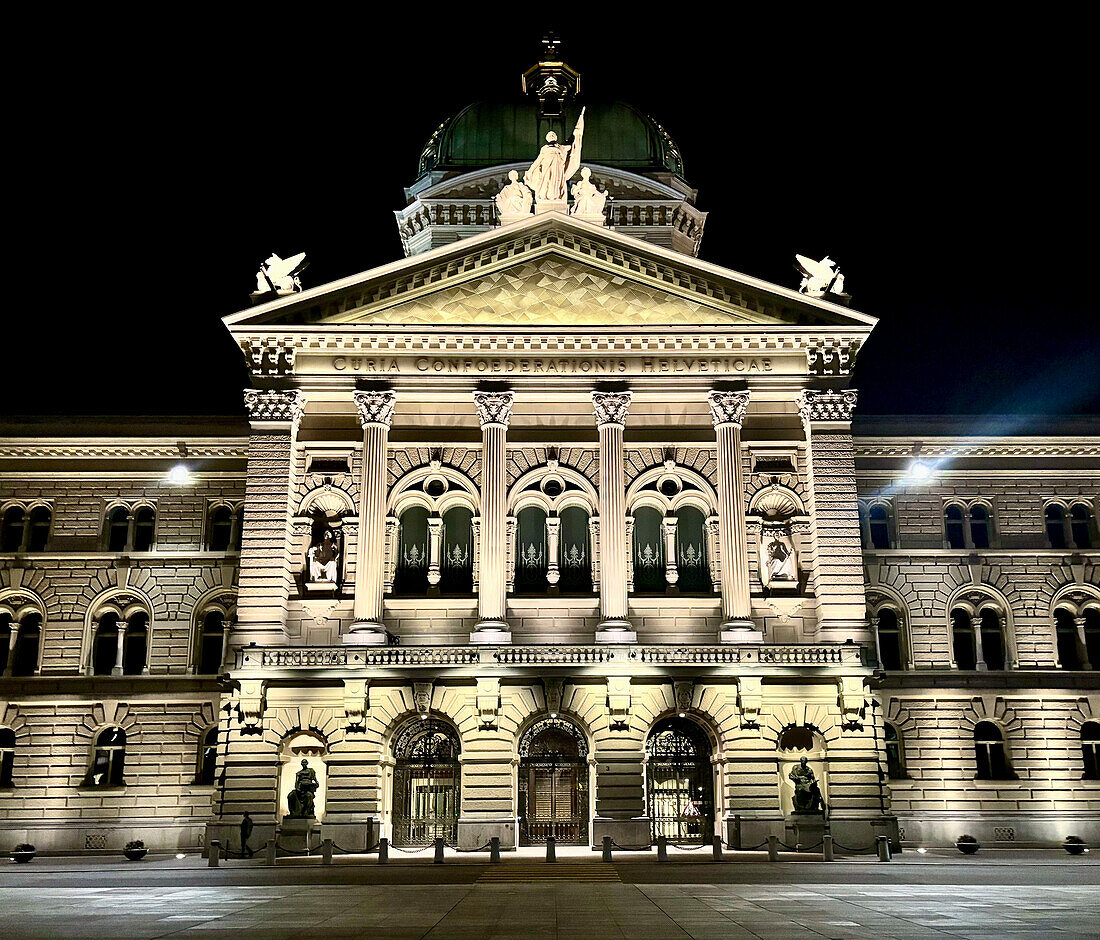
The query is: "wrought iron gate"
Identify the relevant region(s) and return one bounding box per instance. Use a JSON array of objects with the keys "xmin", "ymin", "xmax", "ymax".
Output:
[
  {"xmin": 518, "ymin": 717, "xmax": 589, "ymax": 845},
  {"xmin": 647, "ymin": 717, "xmax": 713, "ymax": 844},
  {"xmin": 392, "ymin": 718, "xmax": 460, "ymax": 846}
]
